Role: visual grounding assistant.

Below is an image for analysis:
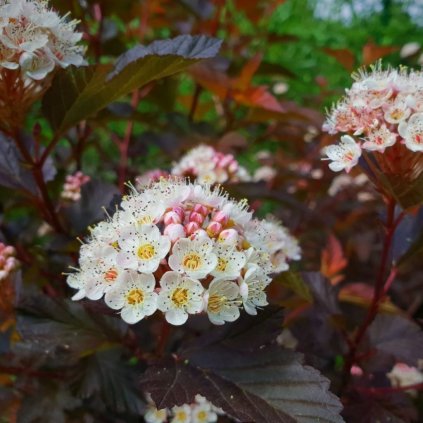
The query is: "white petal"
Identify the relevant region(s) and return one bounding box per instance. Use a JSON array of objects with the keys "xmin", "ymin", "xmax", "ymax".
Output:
[{"xmin": 165, "ymin": 309, "xmax": 188, "ymax": 325}]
